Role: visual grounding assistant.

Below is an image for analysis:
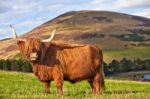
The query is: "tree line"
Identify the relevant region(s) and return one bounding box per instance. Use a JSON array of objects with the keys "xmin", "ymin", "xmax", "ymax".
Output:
[
  {"xmin": 104, "ymin": 58, "xmax": 150, "ymax": 75},
  {"xmin": 0, "ymin": 59, "xmax": 32, "ymax": 72},
  {"xmin": 0, "ymin": 58, "xmax": 150, "ymax": 75}
]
